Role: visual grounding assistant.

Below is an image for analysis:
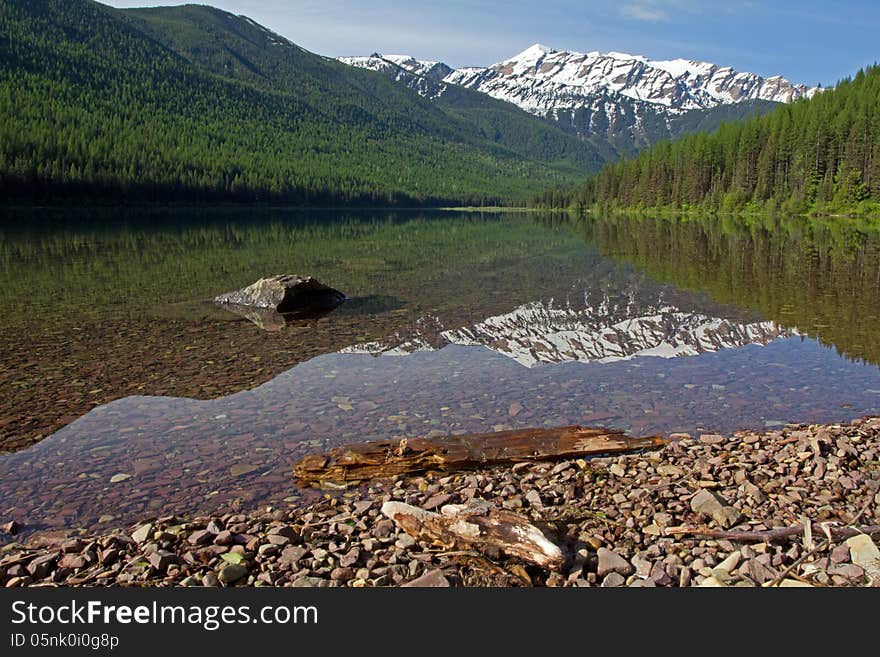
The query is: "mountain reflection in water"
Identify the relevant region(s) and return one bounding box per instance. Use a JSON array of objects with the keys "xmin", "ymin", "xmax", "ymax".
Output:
[{"xmin": 2, "ymin": 209, "xmax": 880, "ymax": 536}]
